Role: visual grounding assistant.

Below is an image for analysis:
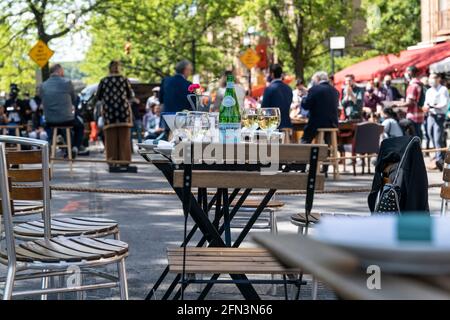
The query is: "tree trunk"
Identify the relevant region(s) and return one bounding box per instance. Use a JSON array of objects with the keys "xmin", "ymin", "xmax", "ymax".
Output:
[
  {"xmin": 294, "ymin": 57, "xmax": 304, "ymax": 82},
  {"xmin": 41, "ymin": 63, "xmax": 50, "ymax": 81}
]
